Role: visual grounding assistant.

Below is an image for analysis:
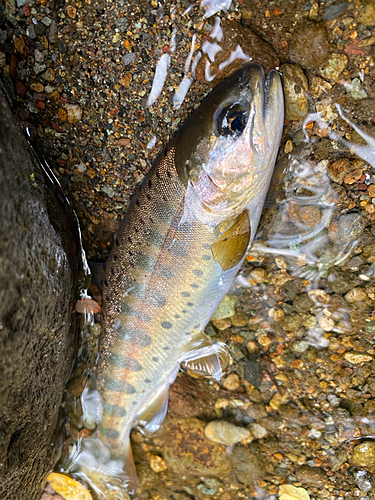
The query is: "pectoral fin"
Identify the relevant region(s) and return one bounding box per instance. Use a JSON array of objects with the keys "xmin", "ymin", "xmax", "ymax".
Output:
[
  {"xmin": 180, "ymin": 332, "xmax": 231, "ymax": 380},
  {"xmin": 211, "ymin": 210, "xmax": 251, "ymax": 271}
]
